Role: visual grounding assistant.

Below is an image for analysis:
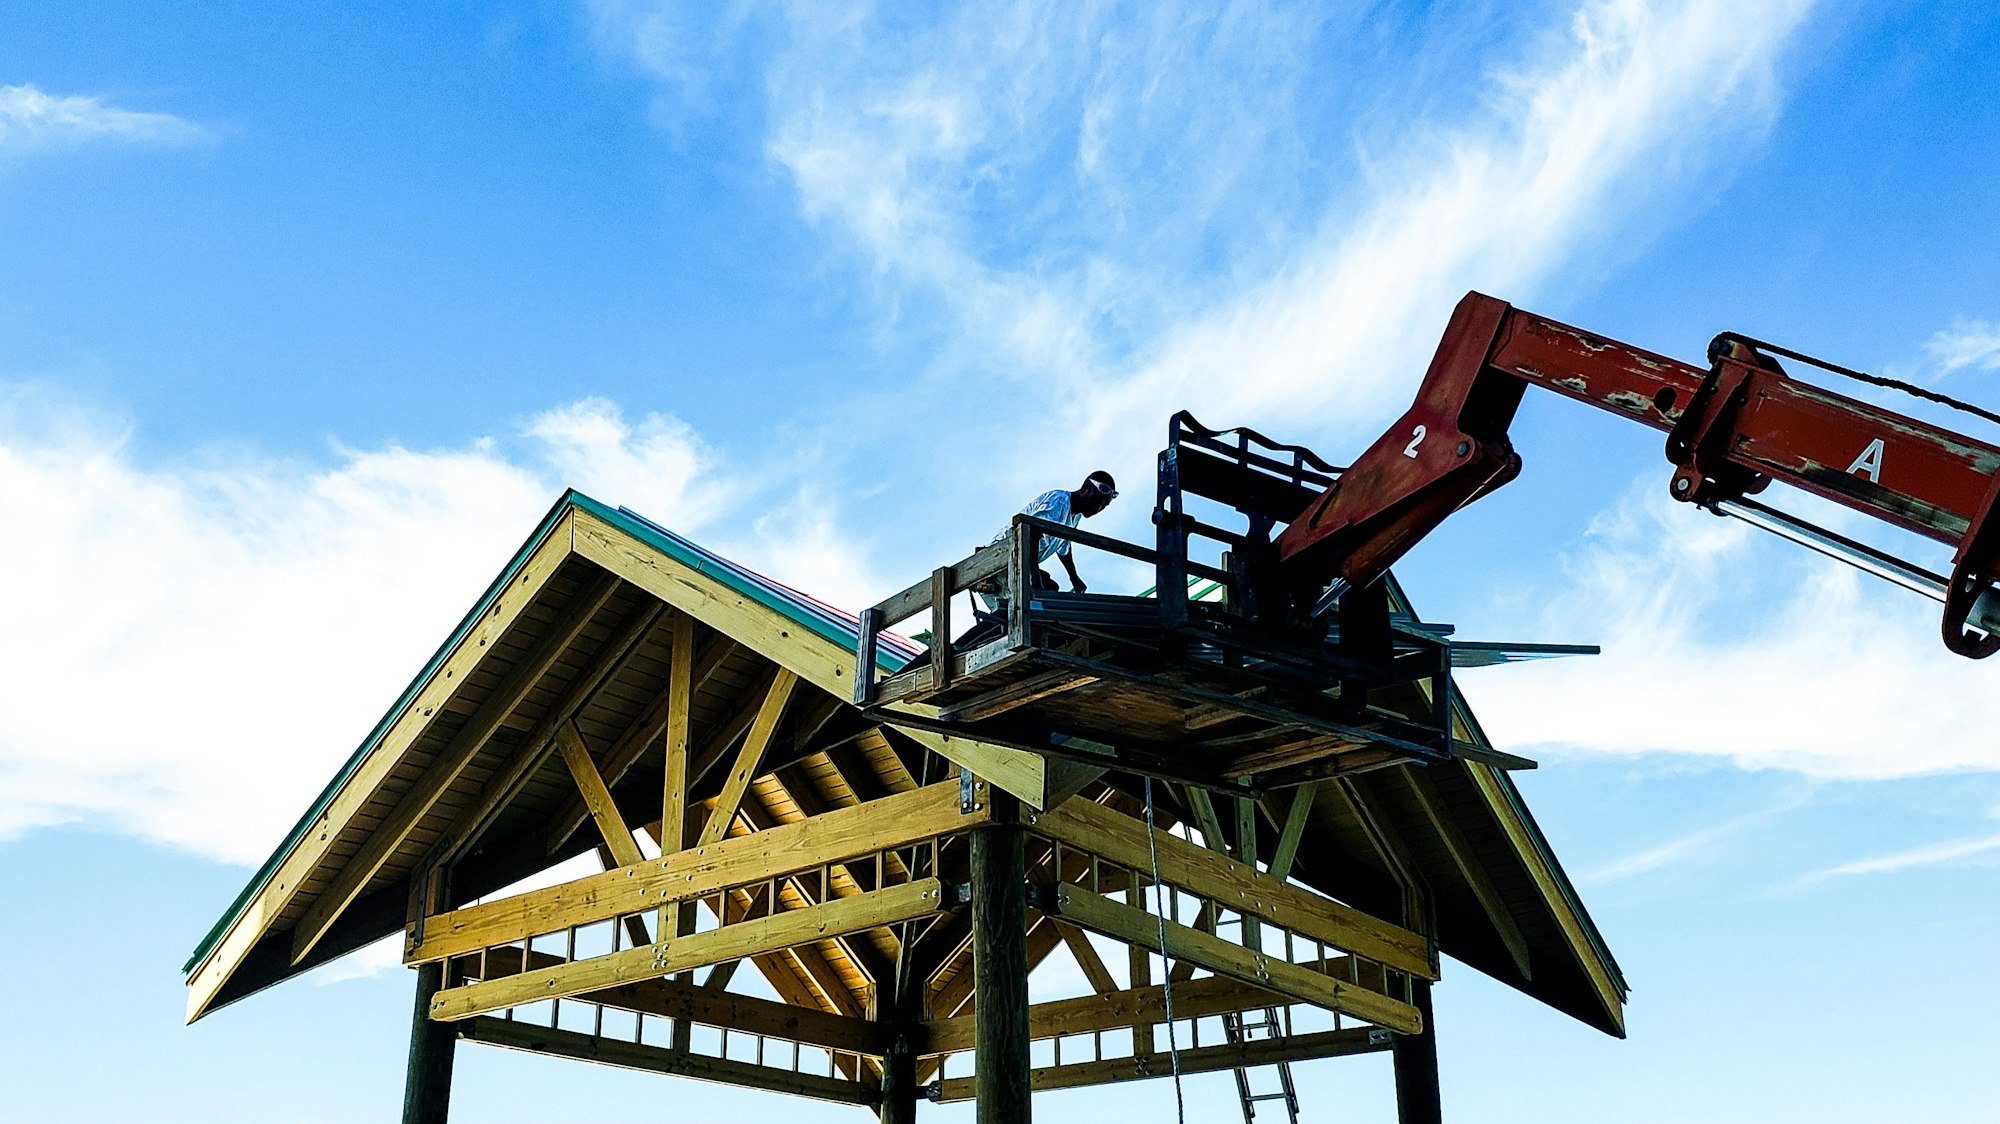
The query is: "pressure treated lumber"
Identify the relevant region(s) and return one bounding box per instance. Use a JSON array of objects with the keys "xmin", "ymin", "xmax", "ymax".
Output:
[
  {"xmin": 571, "ymin": 508, "xmax": 1052, "ymax": 807},
  {"xmin": 922, "ymin": 973, "xmax": 1309, "ymax": 1056},
  {"xmin": 292, "ymin": 570, "xmax": 623, "ymax": 965},
  {"xmin": 698, "ymin": 669, "xmax": 797, "ymax": 847},
  {"xmin": 407, "ymin": 781, "xmax": 986, "ymax": 965},
  {"xmin": 429, "ymin": 878, "xmax": 945, "ymax": 1021},
  {"xmin": 186, "ymin": 512, "xmax": 578, "ymax": 1022},
  {"xmin": 473, "ymin": 944, "xmax": 886, "ymax": 1055},
  {"xmin": 443, "ymin": 600, "xmax": 667, "ymax": 865},
  {"xmin": 1052, "ymin": 886, "xmax": 1423, "ymax": 1035},
  {"xmin": 460, "ymin": 1018, "xmax": 878, "ymax": 1106},
  {"xmin": 933, "ymin": 1026, "xmax": 1388, "ymax": 1102},
  {"xmin": 1030, "ymin": 798, "xmax": 1434, "ymax": 978},
  {"xmin": 556, "ymin": 722, "xmax": 644, "ymax": 868}
]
